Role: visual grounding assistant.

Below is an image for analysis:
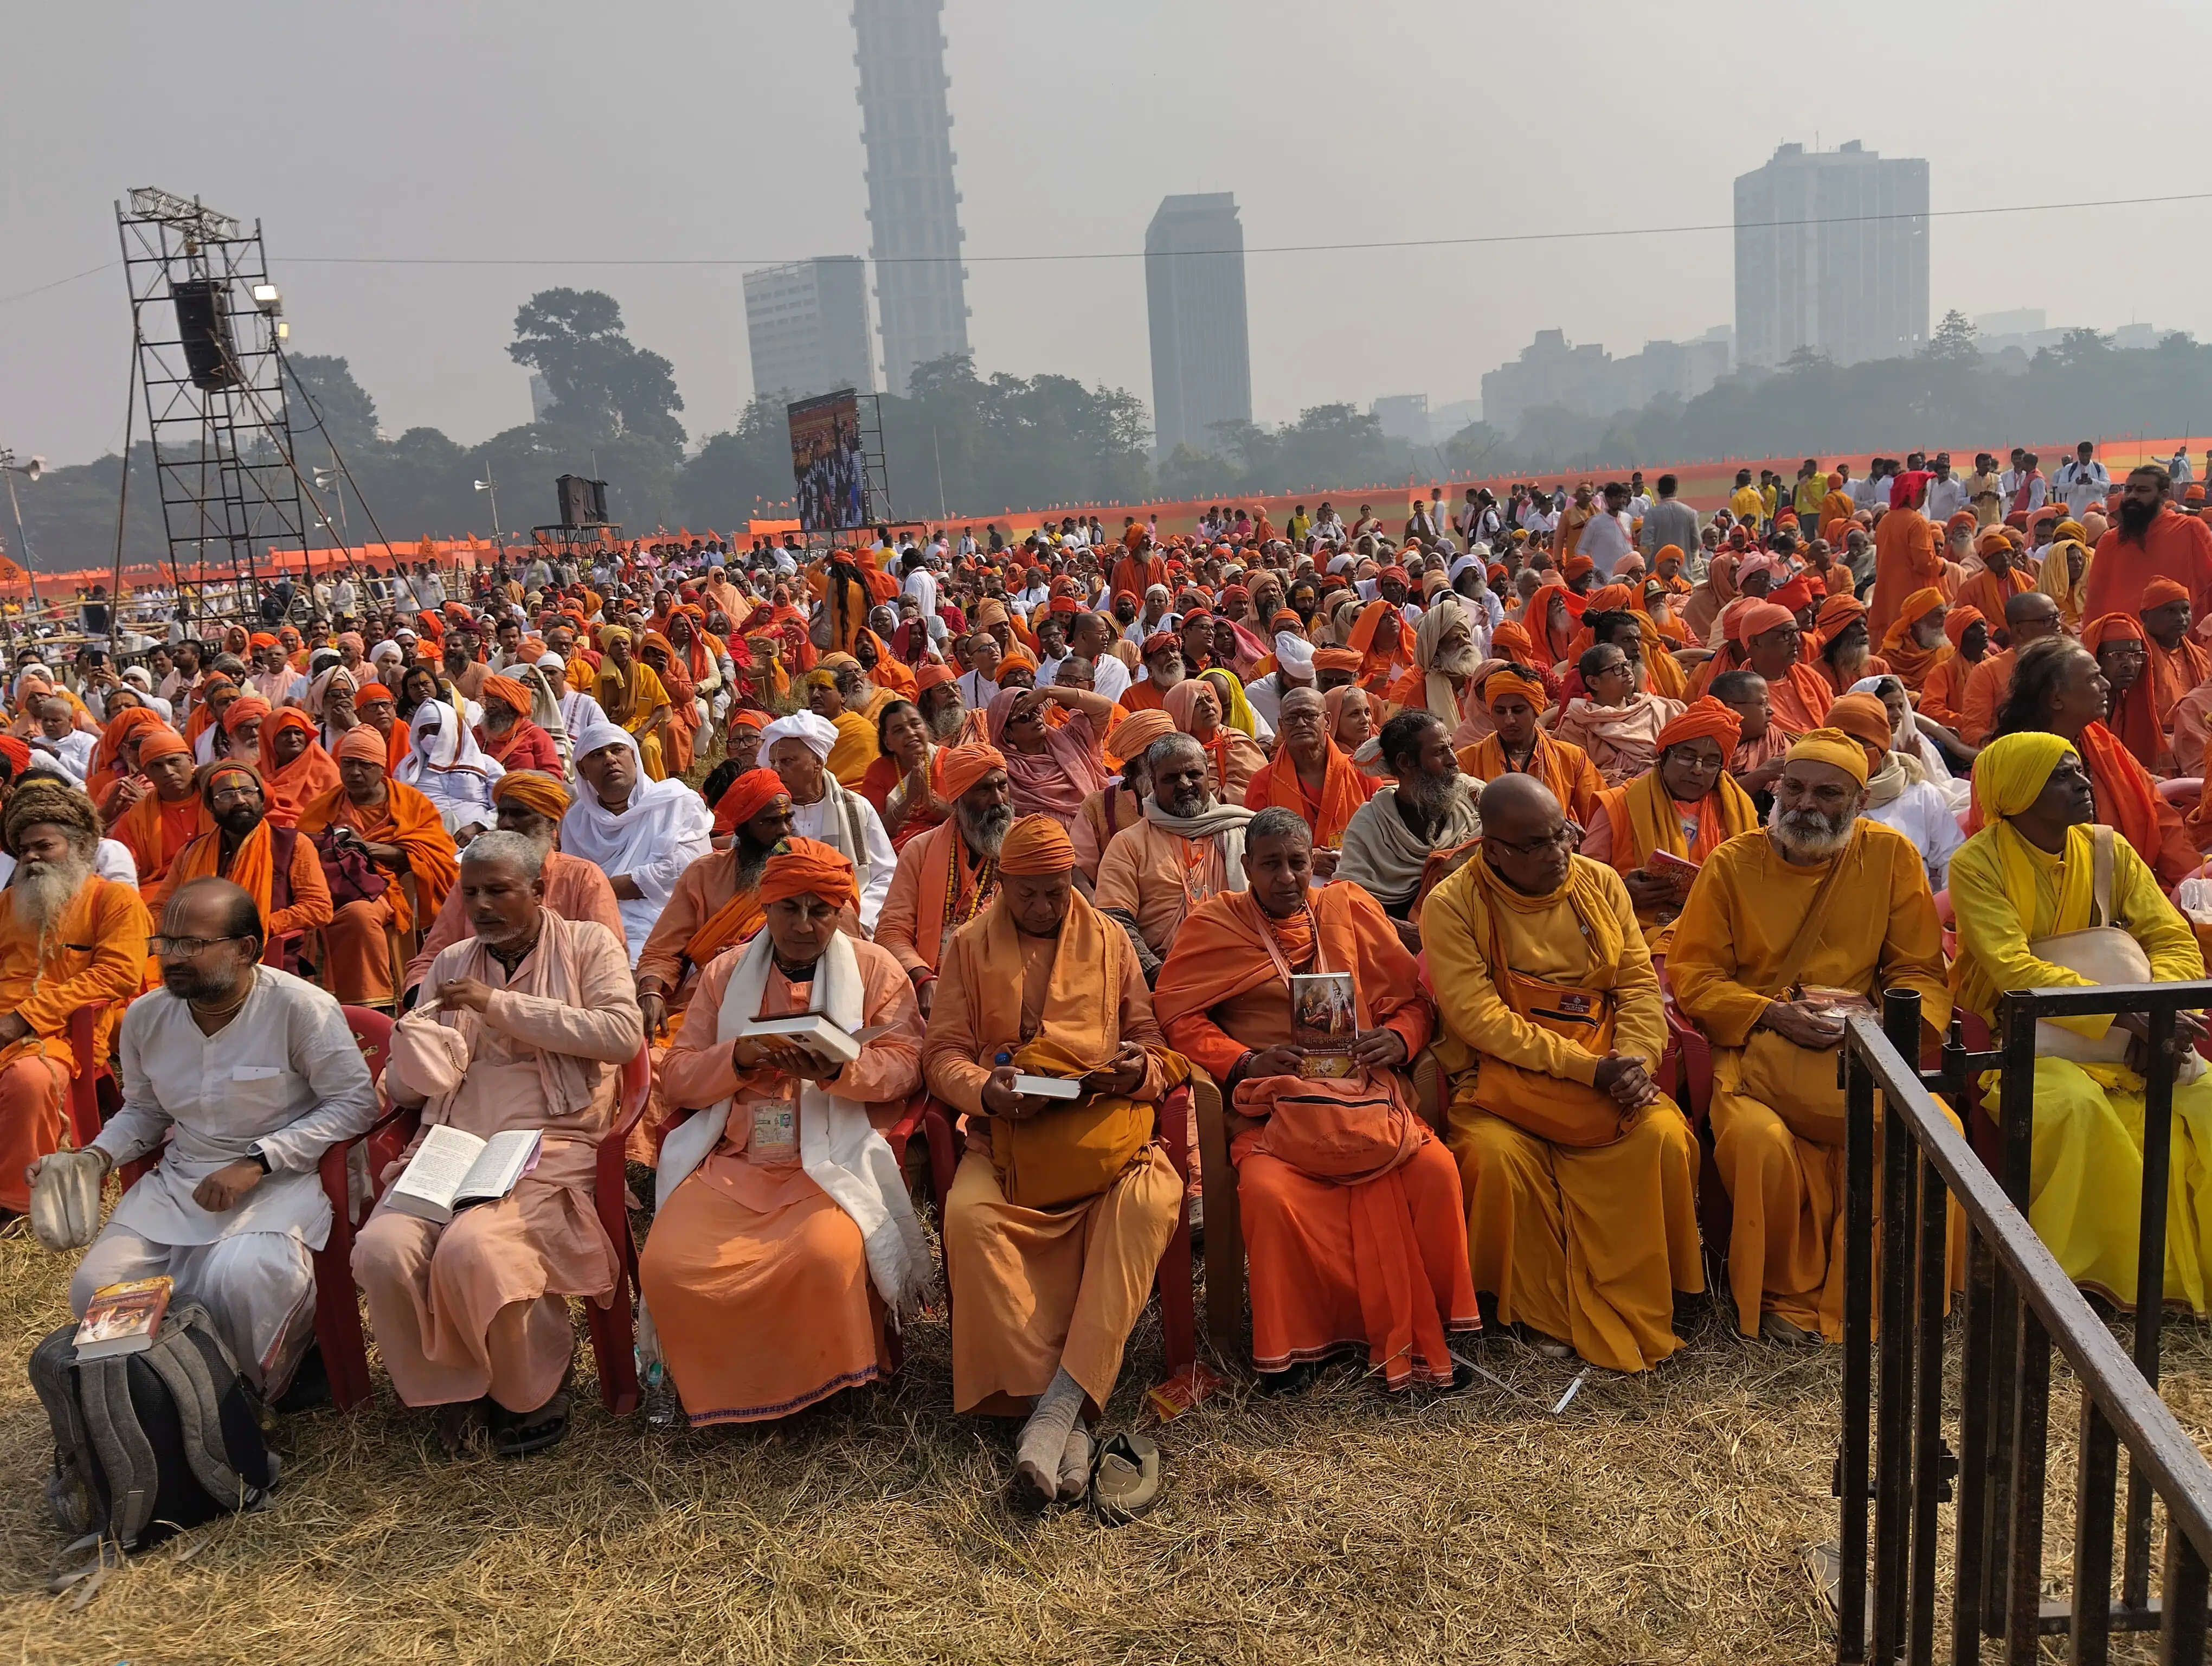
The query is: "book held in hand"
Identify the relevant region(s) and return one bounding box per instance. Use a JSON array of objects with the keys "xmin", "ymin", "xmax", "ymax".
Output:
[
  {"xmin": 1011, "ymin": 1074, "xmax": 1083, "ymax": 1101},
  {"xmin": 1290, "ymin": 971, "xmax": 1358, "ymax": 1080},
  {"xmin": 734, "ymin": 1013, "xmax": 862, "ymax": 1066},
  {"xmin": 76, "ymin": 1277, "xmax": 173, "ymax": 1360},
  {"xmin": 384, "ymin": 1125, "xmax": 544, "ymax": 1225}
]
